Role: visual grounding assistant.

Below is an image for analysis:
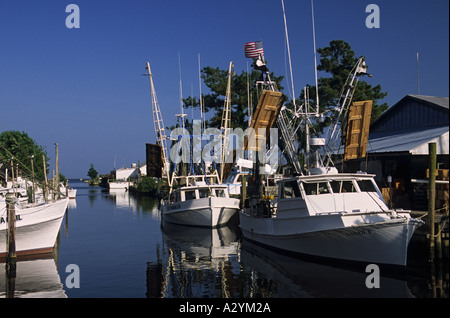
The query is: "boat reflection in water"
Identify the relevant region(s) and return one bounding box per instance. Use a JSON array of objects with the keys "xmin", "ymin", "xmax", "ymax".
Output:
[
  {"xmin": 147, "ymin": 220, "xmax": 241, "ymax": 298},
  {"xmin": 240, "ymin": 240, "xmax": 415, "ymax": 298},
  {"xmin": 147, "ymin": 220, "xmax": 415, "ymax": 298},
  {"xmin": 1, "ymin": 258, "xmax": 67, "ymax": 298}
]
